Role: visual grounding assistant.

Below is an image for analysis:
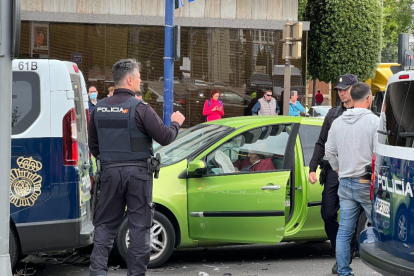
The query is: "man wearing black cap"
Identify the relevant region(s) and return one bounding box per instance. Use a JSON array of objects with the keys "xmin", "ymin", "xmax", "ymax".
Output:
[{"xmin": 308, "ymin": 74, "xmax": 358, "ymax": 274}]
